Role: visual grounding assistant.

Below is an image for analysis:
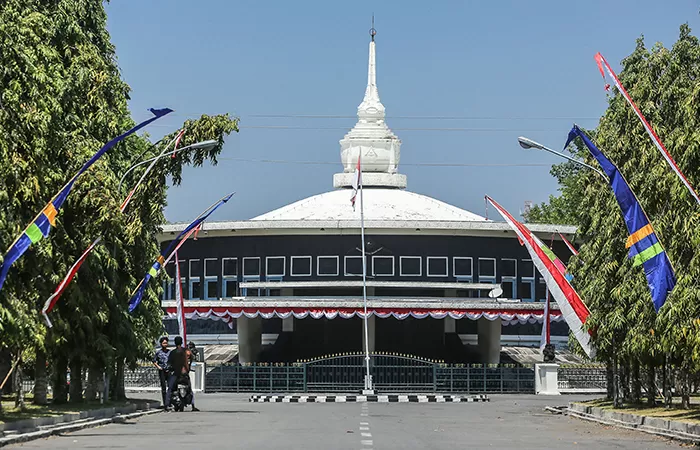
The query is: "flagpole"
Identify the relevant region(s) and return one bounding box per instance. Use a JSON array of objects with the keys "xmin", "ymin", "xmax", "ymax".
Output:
[{"xmin": 359, "ymin": 159, "xmax": 372, "ymax": 393}]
